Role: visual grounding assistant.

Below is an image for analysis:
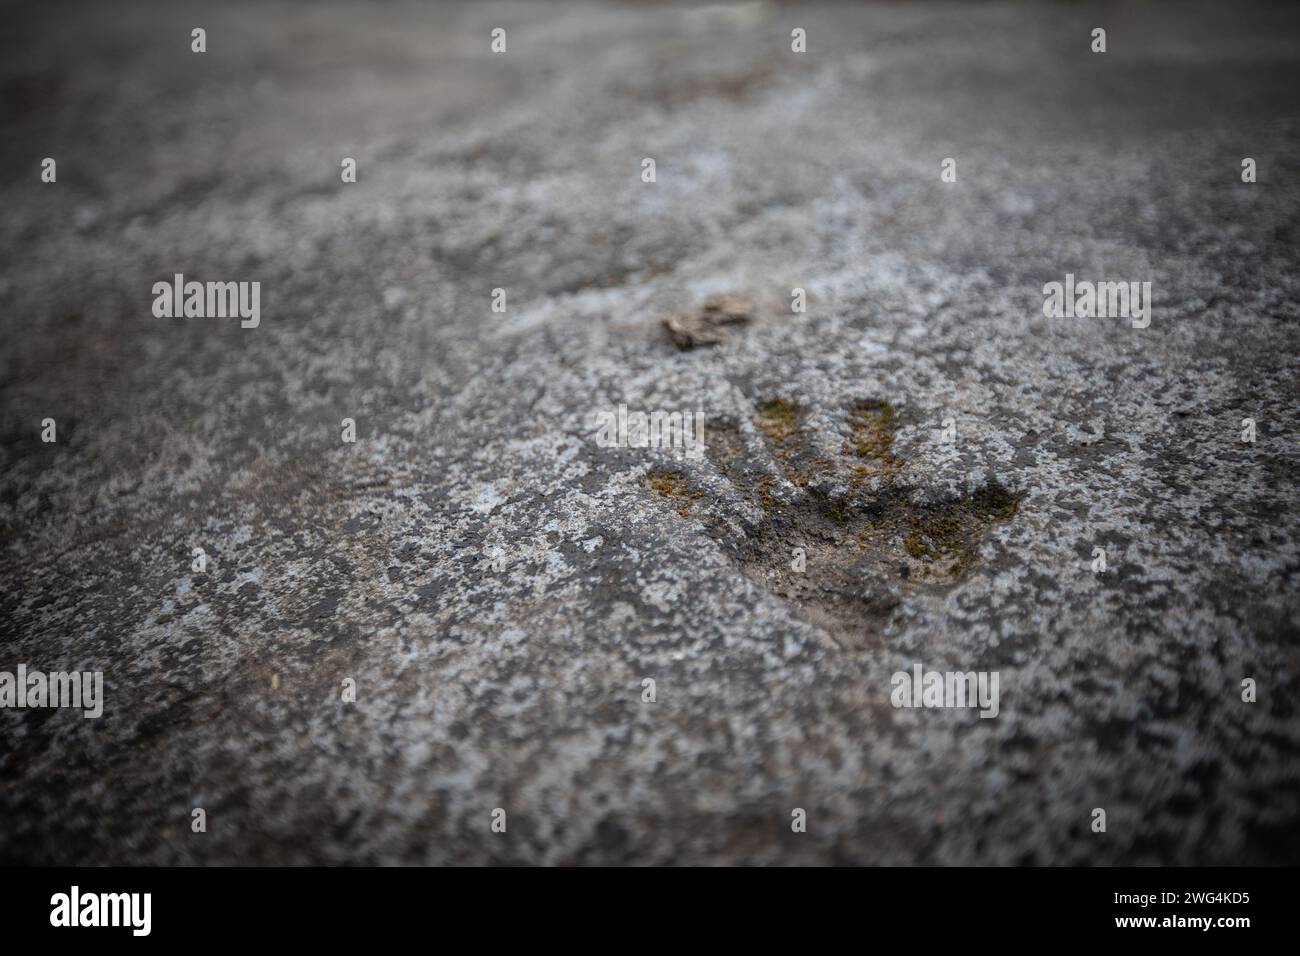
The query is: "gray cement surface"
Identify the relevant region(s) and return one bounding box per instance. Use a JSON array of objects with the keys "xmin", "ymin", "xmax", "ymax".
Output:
[{"xmin": 1, "ymin": 0, "xmax": 1298, "ymax": 864}]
